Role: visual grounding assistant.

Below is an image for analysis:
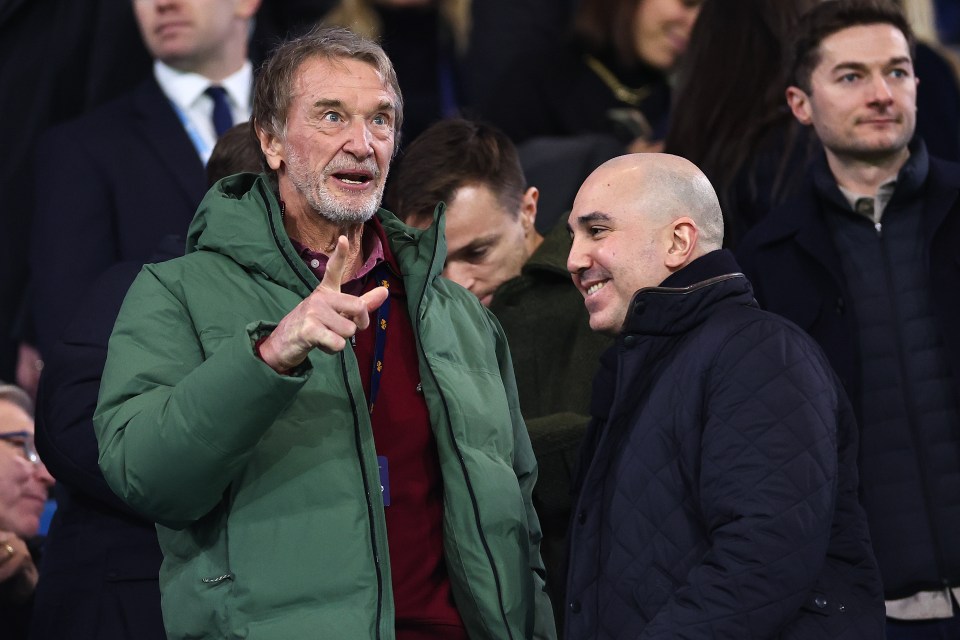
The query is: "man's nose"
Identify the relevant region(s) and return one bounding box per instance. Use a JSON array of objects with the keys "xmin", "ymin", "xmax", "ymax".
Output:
[
  {"xmin": 567, "ymin": 237, "xmax": 590, "ymax": 276},
  {"xmin": 35, "ymin": 462, "xmax": 55, "ymax": 489},
  {"xmin": 343, "ymin": 118, "xmax": 374, "ymax": 158},
  {"xmin": 869, "ymin": 75, "xmax": 895, "ymax": 104}
]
